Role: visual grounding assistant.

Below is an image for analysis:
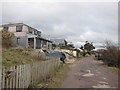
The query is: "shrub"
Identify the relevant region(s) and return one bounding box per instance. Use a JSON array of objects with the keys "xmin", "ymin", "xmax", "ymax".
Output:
[
  {"xmin": 102, "ymin": 40, "xmax": 119, "ymax": 67},
  {"xmin": 0, "ymin": 30, "xmax": 15, "ymax": 48}
]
